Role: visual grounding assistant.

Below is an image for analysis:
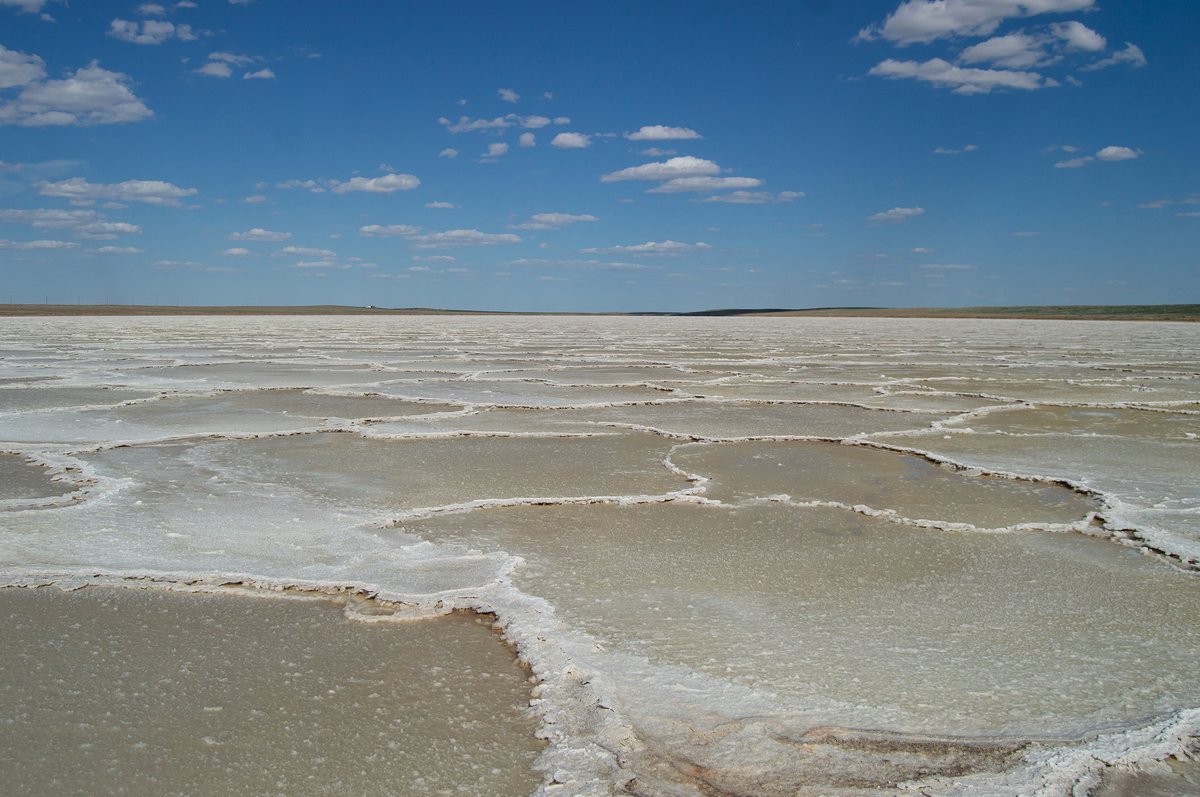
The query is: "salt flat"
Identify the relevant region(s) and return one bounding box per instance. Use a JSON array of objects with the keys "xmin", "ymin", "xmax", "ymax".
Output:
[{"xmin": 1, "ymin": 315, "xmax": 1198, "ymax": 796}]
